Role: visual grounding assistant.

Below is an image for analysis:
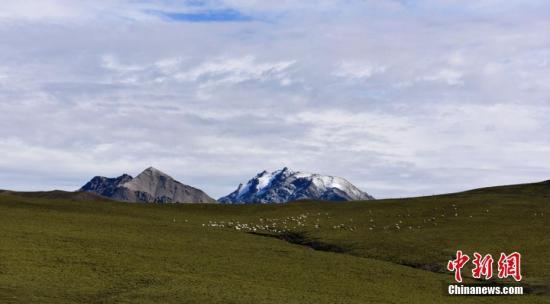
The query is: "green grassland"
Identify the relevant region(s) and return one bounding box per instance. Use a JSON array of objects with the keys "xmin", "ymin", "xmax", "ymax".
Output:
[{"xmin": 0, "ymin": 181, "xmax": 549, "ymax": 303}]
